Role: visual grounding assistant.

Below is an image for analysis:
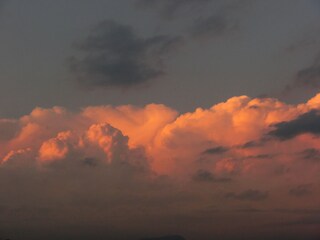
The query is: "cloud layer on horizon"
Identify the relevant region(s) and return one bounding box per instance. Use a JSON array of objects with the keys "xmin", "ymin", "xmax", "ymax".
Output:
[{"xmin": 1, "ymin": 93, "xmax": 320, "ymax": 239}]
